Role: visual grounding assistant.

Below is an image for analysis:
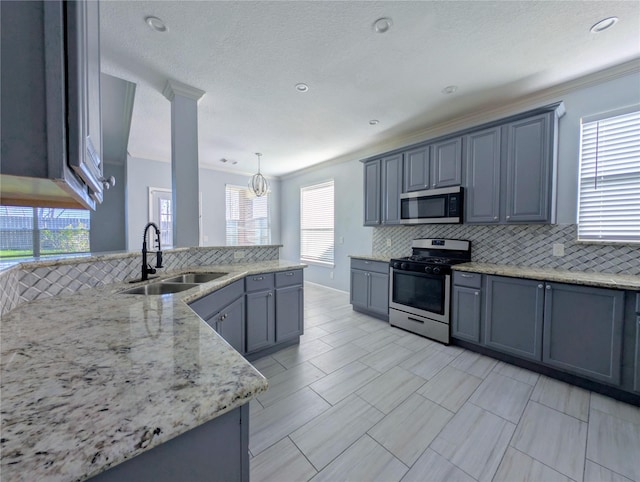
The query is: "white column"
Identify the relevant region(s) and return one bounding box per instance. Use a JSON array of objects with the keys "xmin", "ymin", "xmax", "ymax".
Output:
[{"xmin": 162, "ymin": 80, "xmax": 205, "ymax": 248}]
